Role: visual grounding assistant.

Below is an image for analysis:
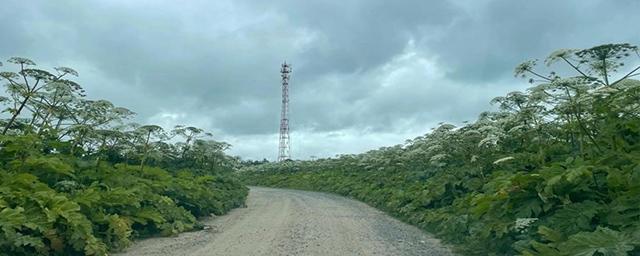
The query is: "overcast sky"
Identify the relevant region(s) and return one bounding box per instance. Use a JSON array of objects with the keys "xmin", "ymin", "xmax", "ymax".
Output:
[{"xmin": 1, "ymin": 0, "xmax": 638, "ymax": 160}]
